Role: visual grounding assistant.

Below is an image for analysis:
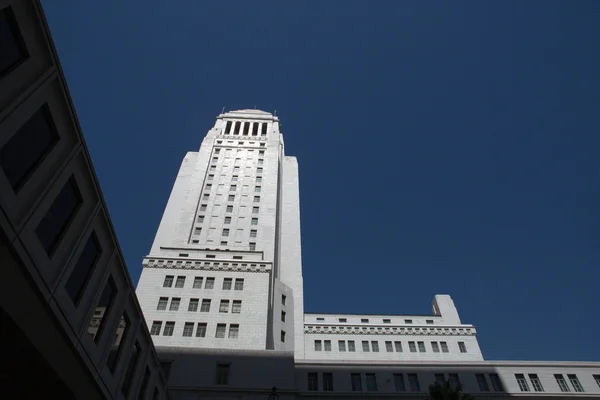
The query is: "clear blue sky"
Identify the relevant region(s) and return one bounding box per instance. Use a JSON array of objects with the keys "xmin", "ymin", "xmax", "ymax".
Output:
[{"xmin": 42, "ymin": 1, "xmax": 599, "ymax": 361}]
